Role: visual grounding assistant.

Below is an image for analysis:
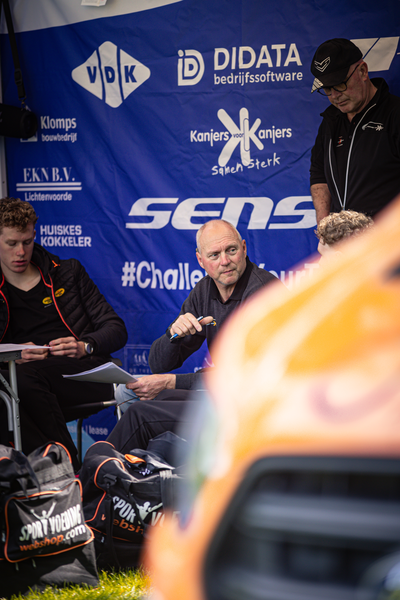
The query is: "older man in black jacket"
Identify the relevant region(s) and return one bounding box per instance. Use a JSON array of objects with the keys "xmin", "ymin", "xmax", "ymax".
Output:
[
  {"xmin": 310, "ymin": 38, "xmax": 400, "ymax": 223},
  {"xmin": 0, "ymin": 197, "xmax": 127, "ymax": 469},
  {"xmin": 108, "ymin": 219, "xmax": 279, "ymax": 455}
]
